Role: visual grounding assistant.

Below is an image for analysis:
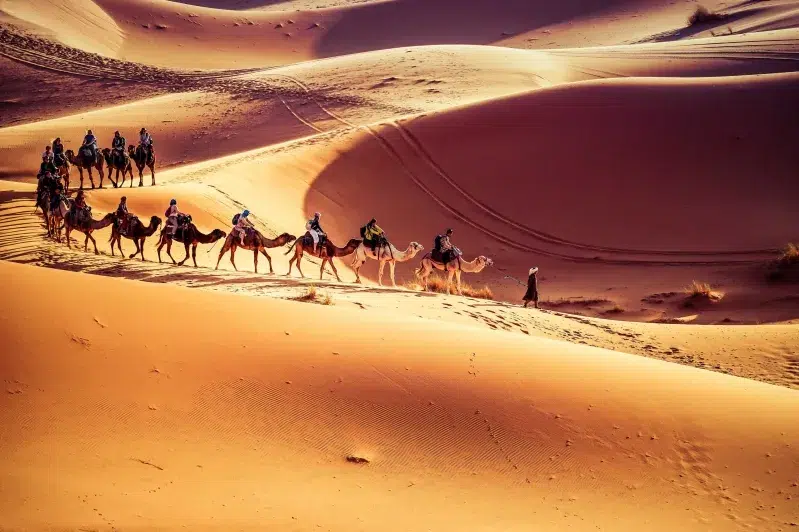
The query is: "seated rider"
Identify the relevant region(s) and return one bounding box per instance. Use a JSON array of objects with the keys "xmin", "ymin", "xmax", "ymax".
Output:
[
  {"xmin": 50, "ymin": 183, "xmax": 66, "ymax": 212},
  {"xmin": 306, "ymin": 212, "xmax": 325, "ymax": 253},
  {"xmin": 39, "ymin": 153, "xmax": 58, "ymax": 179},
  {"xmin": 164, "ymin": 199, "xmax": 182, "ymax": 238},
  {"xmin": 435, "ymin": 228, "xmax": 457, "ymax": 263},
  {"xmin": 115, "ymin": 196, "xmax": 129, "ymax": 232},
  {"xmin": 71, "ymin": 190, "xmax": 89, "ymax": 224},
  {"xmin": 42, "ymin": 145, "xmax": 54, "ymax": 164},
  {"xmin": 112, "ymin": 131, "xmax": 126, "ymax": 159},
  {"xmin": 362, "ymin": 218, "xmax": 385, "ymax": 252},
  {"xmin": 52, "ymin": 138, "xmax": 65, "ymax": 167},
  {"xmin": 233, "ymin": 209, "xmax": 254, "ymax": 247},
  {"xmin": 139, "ymin": 128, "xmax": 153, "ymax": 158},
  {"xmin": 82, "ymin": 129, "xmax": 98, "ymax": 160}
]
